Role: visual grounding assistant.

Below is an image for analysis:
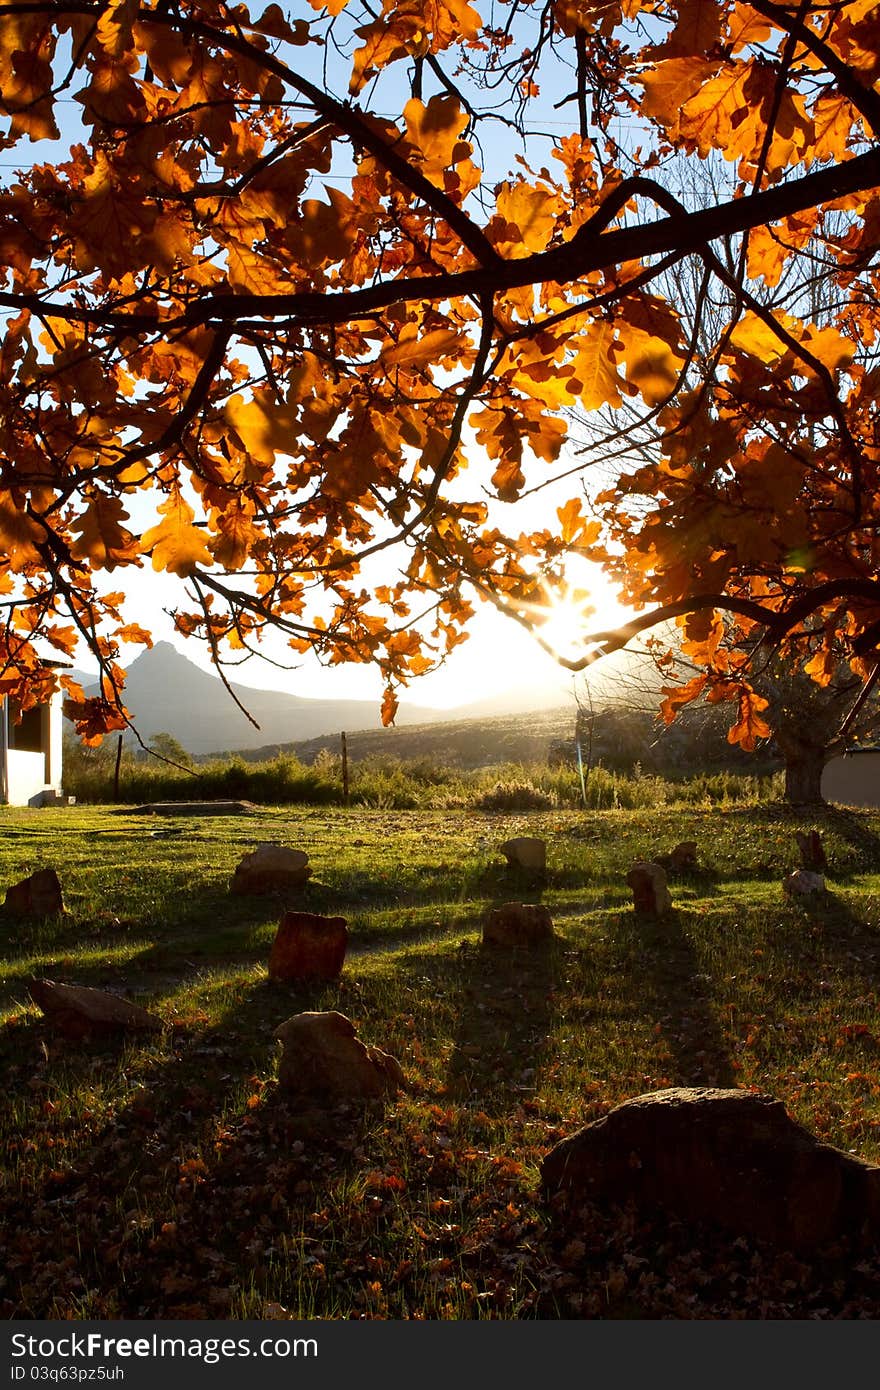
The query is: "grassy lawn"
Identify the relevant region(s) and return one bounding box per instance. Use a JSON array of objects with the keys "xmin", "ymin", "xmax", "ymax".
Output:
[{"xmin": 4, "ymin": 800, "xmax": 880, "ymax": 1319}]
